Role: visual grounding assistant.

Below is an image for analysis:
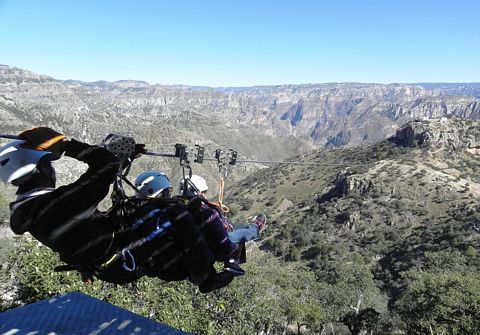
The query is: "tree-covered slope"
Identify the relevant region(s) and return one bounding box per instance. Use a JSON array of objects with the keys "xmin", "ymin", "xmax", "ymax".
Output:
[{"xmin": 225, "ymin": 116, "xmax": 480, "ymax": 333}]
